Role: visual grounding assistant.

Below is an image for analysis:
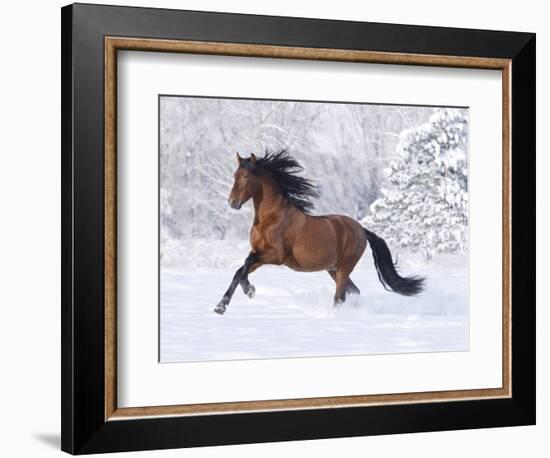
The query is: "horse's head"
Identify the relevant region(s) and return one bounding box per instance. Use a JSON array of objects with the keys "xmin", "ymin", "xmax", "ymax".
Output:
[{"xmin": 228, "ymin": 153, "xmax": 260, "ymax": 210}]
